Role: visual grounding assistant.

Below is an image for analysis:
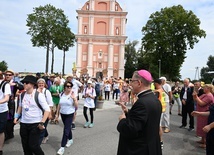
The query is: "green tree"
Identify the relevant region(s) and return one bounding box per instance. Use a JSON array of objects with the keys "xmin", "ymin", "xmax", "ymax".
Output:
[
  {"xmin": 200, "ymin": 55, "xmax": 214, "ymax": 83},
  {"xmin": 124, "ymin": 40, "xmax": 139, "ymax": 78},
  {"xmin": 55, "ymin": 27, "xmax": 75, "ymax": 75},
  {"xmin": 0, "ymin": 61, "xmax": 8, "ymax": 71},
  {"xmin": 26, "ymin": 4, "xmax": 69, "ymax": 73},
  {"xmin": 141, "ymin": 5, "xmax": 206, "ymax": 80}
]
